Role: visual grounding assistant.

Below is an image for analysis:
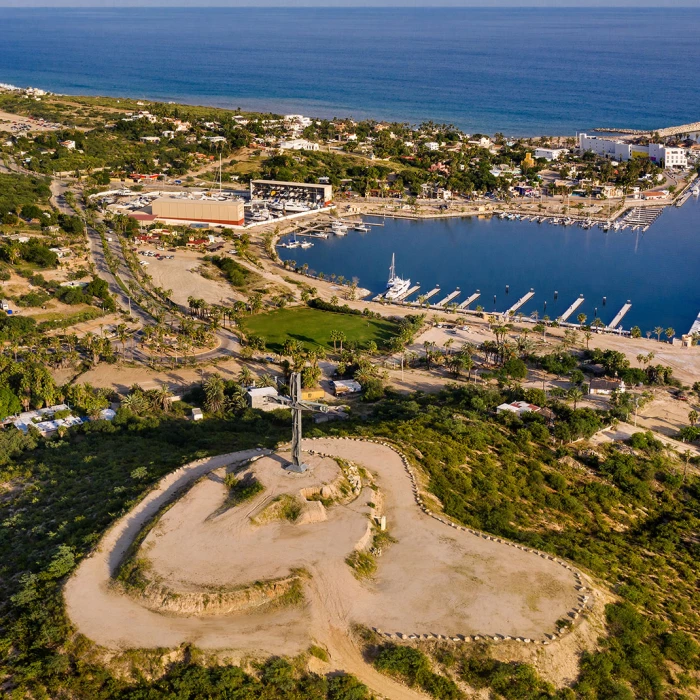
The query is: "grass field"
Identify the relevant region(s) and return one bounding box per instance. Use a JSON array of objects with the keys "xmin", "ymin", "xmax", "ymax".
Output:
[{"xmin": 240, "ymin": 306, "xmax": 399, "ymax": 352}]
